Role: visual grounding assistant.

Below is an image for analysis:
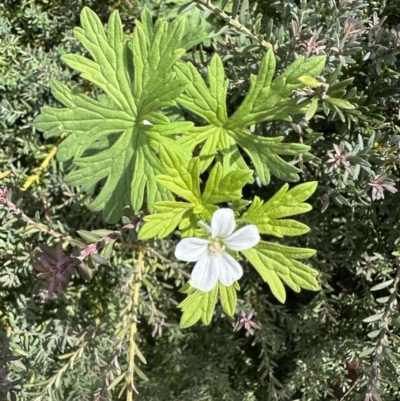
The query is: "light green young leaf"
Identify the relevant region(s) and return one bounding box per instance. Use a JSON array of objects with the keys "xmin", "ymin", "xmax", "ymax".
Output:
[
  {"xmin": 324, "ymin": 97, "xmax": 355, "ymax": 110},
  {"xmin": 155, "ymin": 146, "xmax": 201, "ymax": 204},
  {"xmin": 139, "ymin": 146, "xmax": 252, "ymax": 239},
  {"xmin": 298, "ymin": 75, "xmax": 321, "ymax": 88},
  {"xmin": 242, "ymin": 182, "xmax": 317, "ymax": 237},
  {"xmin": 34, "ymin": 7, "xmax": 192, "ymax": 223},
  {"xmin": 178, "ymin": 290, "xmax": 204, "ymax": 328},
  {"xmin": 137, "ymin": 202, "xmax": 192, "ymax": 240},
  {"xmin": 305, "ymin": 98, "xmax": 319, "ymax": 121},
  {"xmin": 269, "ymin": 55, "xmax": 326, "ymax": 99},
  {"xmin": 201, "ymin": 285, "xmax": 218, "ymax": 325},
  {"xmin": 178, "ymin": 283, "xmax": 236, "ymax": 327},
  {"xmin": 201, "ymin": 163, "xmax": 253, "ymax": 204},
  {"xmin": 242, "ymin": 241, "xmax": 318, "ymax": 303},
  {"xmin": 175, "ymin": 51, "xmax": 325, "ymax": 182},
  {"xmin": 178, "ymin": 286, "xmax": 218, "ymax": 328},
  {"xmin": 219, "ymin": 283, "xmax": 237, "ymax": 316}
]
